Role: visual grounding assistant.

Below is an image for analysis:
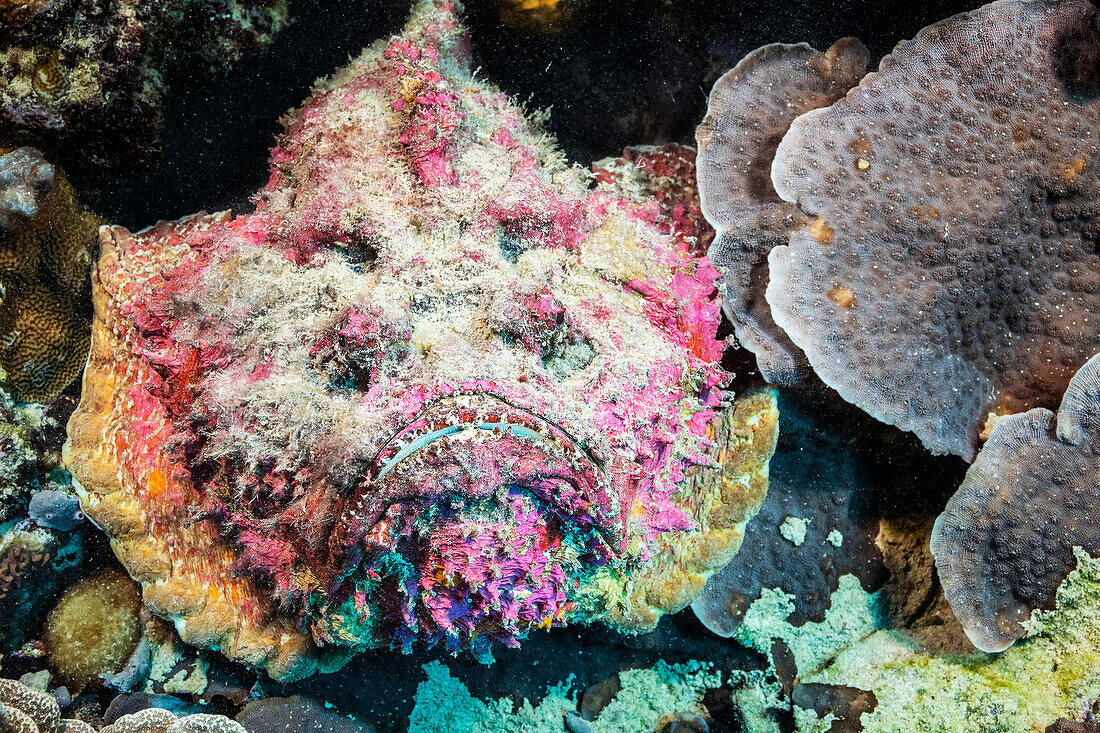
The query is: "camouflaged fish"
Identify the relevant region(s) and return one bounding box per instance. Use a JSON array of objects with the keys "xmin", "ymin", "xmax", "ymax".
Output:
[{"xmin": 64, "ymin": 0, "xmax": 778, "ymax": 681}]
